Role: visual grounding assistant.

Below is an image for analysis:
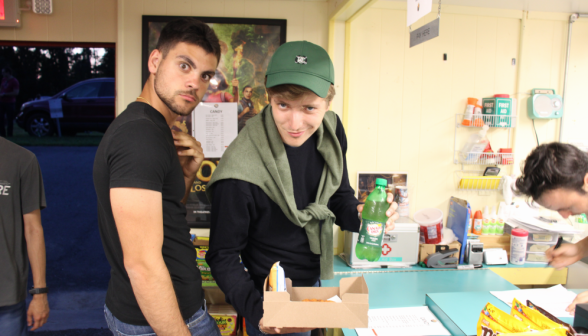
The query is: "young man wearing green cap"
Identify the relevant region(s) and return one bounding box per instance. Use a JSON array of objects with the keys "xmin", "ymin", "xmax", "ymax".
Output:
[{"xmin": 206, "ymin": 41, "xmax": 398, "ymax": 335}]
